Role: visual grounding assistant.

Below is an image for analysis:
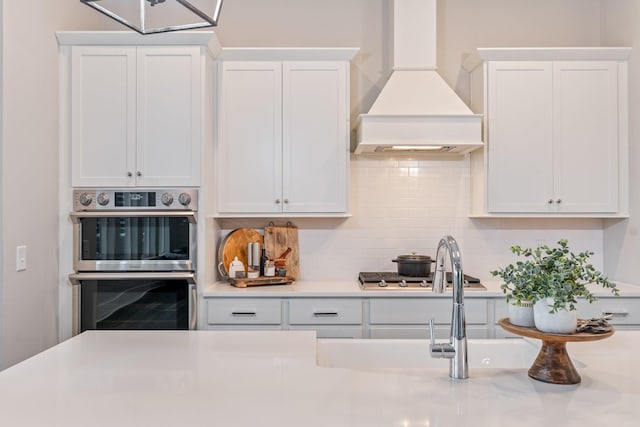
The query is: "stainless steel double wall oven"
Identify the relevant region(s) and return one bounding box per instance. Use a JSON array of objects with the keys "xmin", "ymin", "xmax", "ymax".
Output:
[{"xmin": 69, "ymin": 189, "xmax": 198, "ymax": 333}]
